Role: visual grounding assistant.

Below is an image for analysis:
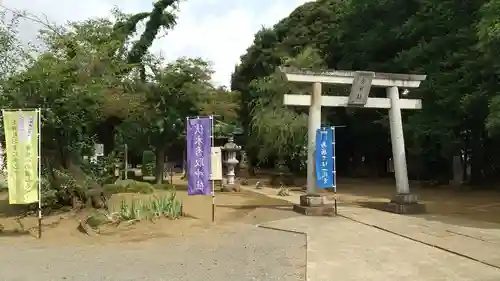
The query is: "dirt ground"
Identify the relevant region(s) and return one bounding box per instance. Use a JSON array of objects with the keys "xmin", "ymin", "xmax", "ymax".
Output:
[
  {"xmin": 0, "ymin": 186, "xmax": 298, "ymax": 244},
  {"xmin": 242, "ymin": 175, "xmax": 500, "ymax": 224},
  {"xmin": 325, "ymin": 178, "xmax": 500, "ymax": 224},
  {"xmin": 1, "ymin": 175, "xmax": 499, "ymax": 244}
]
